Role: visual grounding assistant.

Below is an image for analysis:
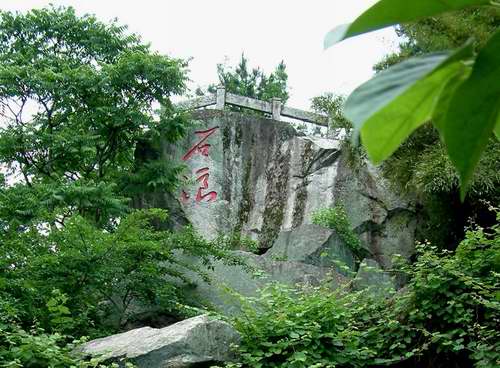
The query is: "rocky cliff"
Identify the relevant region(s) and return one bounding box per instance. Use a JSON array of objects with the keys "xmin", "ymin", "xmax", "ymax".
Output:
[{"xmin": 135, "ymin": 110, "xmax": 416, "ymax": 269}]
